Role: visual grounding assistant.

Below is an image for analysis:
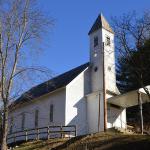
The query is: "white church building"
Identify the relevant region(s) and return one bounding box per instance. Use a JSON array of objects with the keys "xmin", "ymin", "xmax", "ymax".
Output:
[{"xmin": 8, "ymin": 14, "xmax": 150, "ymax": 141}]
